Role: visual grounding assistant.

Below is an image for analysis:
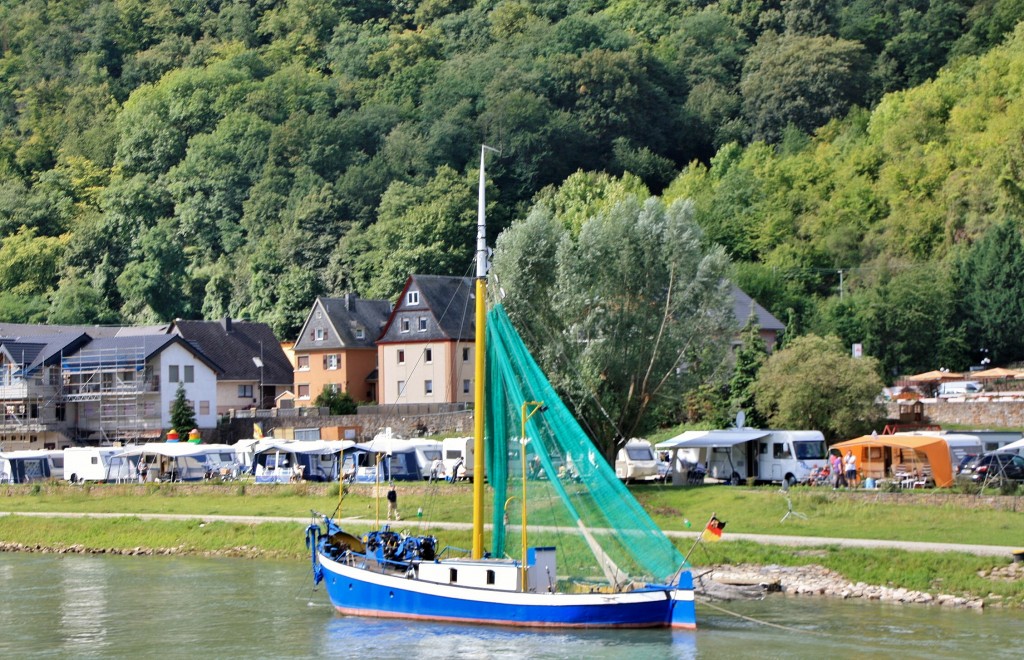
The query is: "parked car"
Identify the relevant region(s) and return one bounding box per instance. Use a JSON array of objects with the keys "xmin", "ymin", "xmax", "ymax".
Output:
[
  {"xmin": 956, "ymin": 452, "xmax": 1024, "ymax": 485},
  {"xmin": 956, "ymin": 454, "xmax": 978, "ymax": 475}
]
